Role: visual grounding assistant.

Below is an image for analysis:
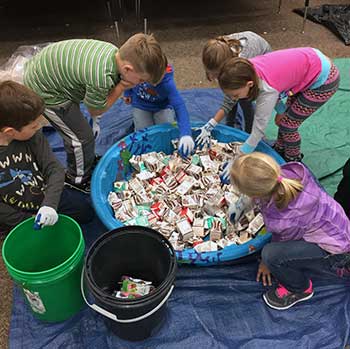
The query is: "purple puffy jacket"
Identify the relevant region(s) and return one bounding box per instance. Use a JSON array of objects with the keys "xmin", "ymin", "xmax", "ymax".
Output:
[{"xmin": 257, "ymin": 162, "xmax": 350, "ymax": 254}]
